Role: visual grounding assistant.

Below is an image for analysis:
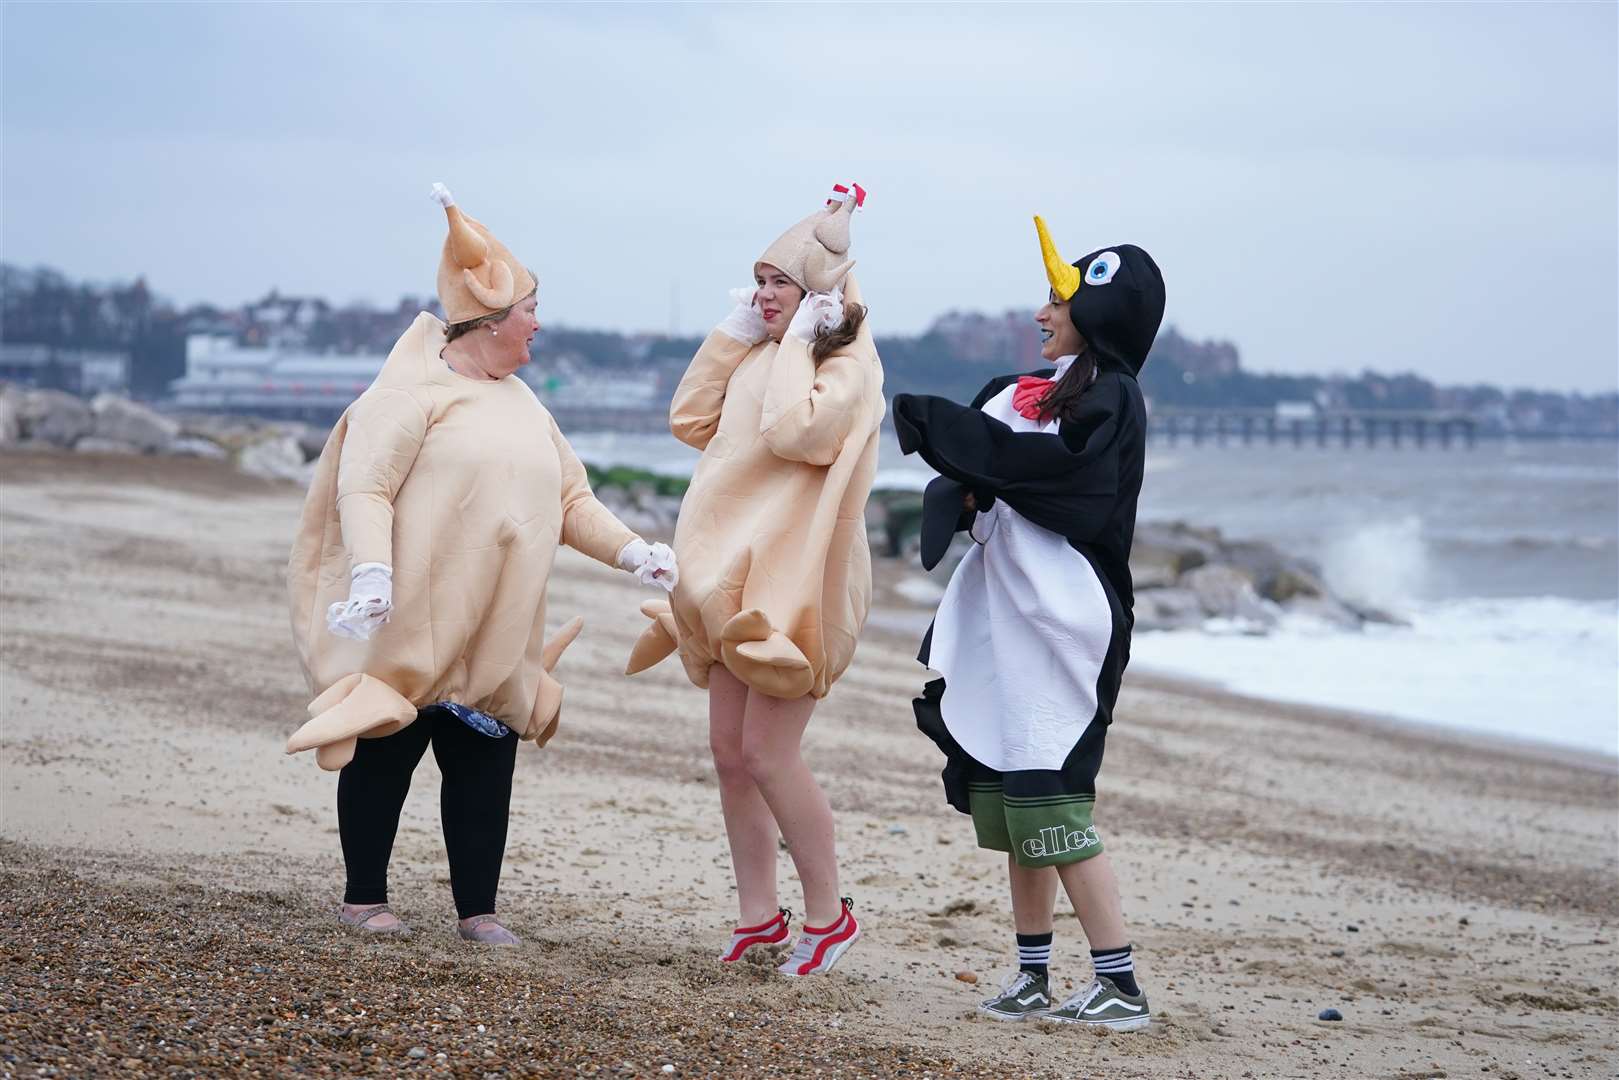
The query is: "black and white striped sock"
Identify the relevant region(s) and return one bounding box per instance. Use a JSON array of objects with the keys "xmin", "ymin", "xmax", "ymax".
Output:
[
  {"xmin": 1016, "ymin": 932, "xmax": 1053, "ymax": 978},
  {"xmin": 1090, "ymin": 944, "xmax": 1139, "ymax": 996}
]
